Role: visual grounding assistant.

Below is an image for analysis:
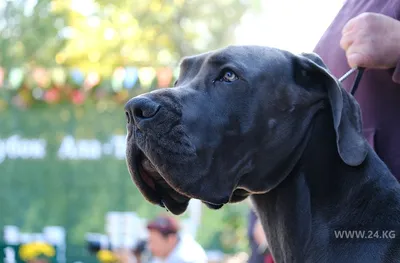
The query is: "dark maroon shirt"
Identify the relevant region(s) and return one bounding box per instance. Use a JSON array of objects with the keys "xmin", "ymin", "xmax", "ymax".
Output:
[{"xmin": 314, "ymin": 0, "xmax": 400, "ymax": 180}]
